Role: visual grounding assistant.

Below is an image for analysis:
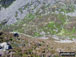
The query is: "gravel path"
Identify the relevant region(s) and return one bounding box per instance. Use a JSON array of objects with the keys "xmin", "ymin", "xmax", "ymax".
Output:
[
  {"xmin": 55, "ymin": 40, "xmax": 74, "ymax": 43},
  {"xmin": 66, "ymin": 10, "xmax": 76, "ymax": 16}
]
